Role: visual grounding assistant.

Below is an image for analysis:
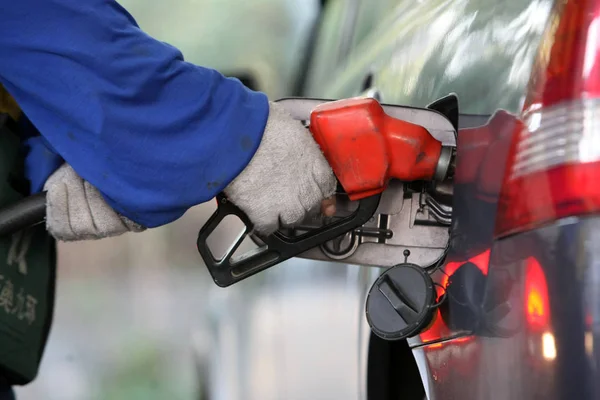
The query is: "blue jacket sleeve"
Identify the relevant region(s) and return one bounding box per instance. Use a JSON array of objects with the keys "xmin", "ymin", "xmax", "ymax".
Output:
[{"xmin": 0, "ymin": 0, "xmax": 269, "ymax": 228}]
